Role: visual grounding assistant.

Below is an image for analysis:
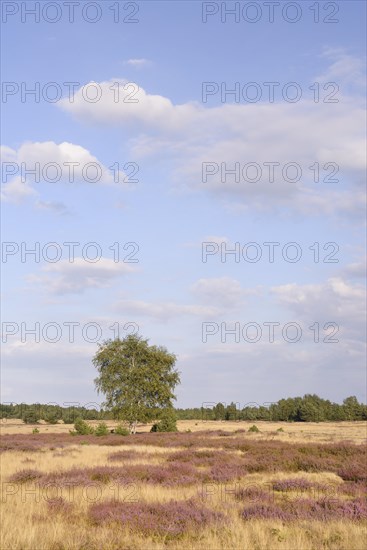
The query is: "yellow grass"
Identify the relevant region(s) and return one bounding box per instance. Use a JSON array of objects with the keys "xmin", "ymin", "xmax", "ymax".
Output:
[{"xmin": 2, "ymin": 418, "xmax": 367, "ymax": 443}]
